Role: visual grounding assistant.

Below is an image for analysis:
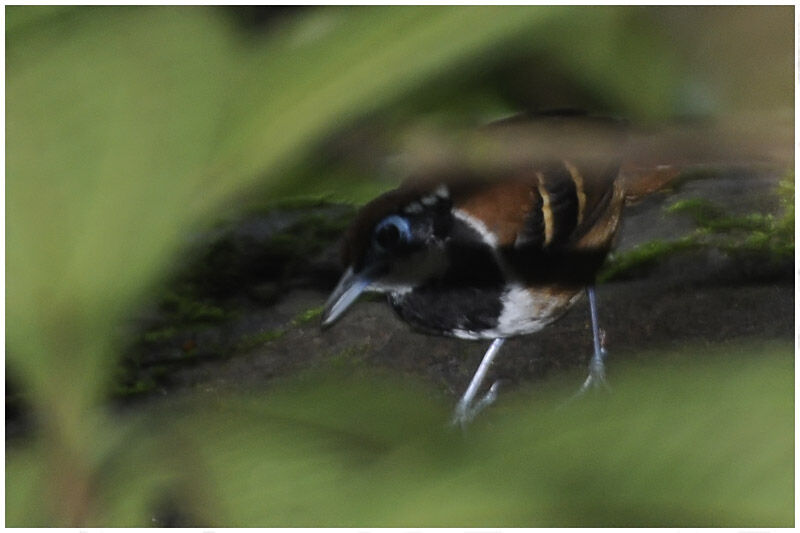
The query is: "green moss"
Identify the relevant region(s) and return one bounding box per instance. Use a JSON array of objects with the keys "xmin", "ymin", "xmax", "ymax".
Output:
[
  {"xmin": 602, "ymin": 172, "xmax": 794, "ymax": 282},
  {"xmin": 598, "ymin": 238, "xmax": 697, "ymax": 282},
  {"xmin": 235, "ymin": 329, "xmax": 286, "ymax": 352},
  {"xmin": 112, "ymin": 378, "xmax": 157, "ymax": 397},
  {"xmin": 327, "ymin": 344, "xmax": 371, "ymax": 369},
  {"xmin": 664, "ymin": 198, "xmax": 724, "ymax": 225},
  {"xmin": 774, "ymin": 174, "xmax": 794, "ymax": 251},
  {"xmin": 142, "ymin": 326, "xmax": 179, "ymax": 344},
  {"xmin": 161, "ymin": 289, "xmax": 230, "ymax": 324},
  {"xmin": 235, "ymin": 305, "xmax": 328, "ymax": 353},
  {"xmin": 108, "ymin": 366, "xmax": 162, "ymax": 398},
  {"xmin": 244, "ymin": 195, "xmax": 341, "ymax": 214},
  {"xmin": 291, "ymin": 305, "xmax": 324, "ymax": 327},
  {"xmin": 278, "ymin": 211, "xmax": 353, "ymax": 247}
]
